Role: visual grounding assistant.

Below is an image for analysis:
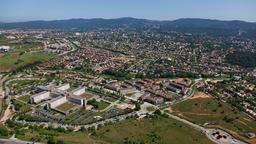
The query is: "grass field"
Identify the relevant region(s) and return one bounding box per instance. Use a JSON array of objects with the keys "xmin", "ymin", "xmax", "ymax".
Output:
[
  {"xmin": 15, "ymin": 127, "xmax": 104, "ymax": 144},
  {"xmin": 95, "ymin": 101, "xmax": 110, "ymax": 110},
  {"xmin": 103, "ymin": 96, "xmax": 118, "ymax": 102},
  {"xmin": 0, "ymin": 52, "xmax": 55, "ymax": 72},
  {"xmin": 88, "ymin": 99, "xmax": 110, "ymax": 110},
  {"xmin": 18, "ymin": 95, "xmax": 31, "ymax": 103},
  {"xmin": 171, "ymin": 97, "xmax": 256, "ymax": 141},
  {"xmin": 0, "ymin": 36, "xmax": 11, "ymax": 45},
  {"xmin": 92, "ymin": 116, "xmax": 214, "ymax": 144},
  {"xmin": 0, "ymin": 36, "xmax": 43, "ymax": 52},
  {"xmin": 0, "ymin": 37, "xmax": 55, "ymax": 72},
  {"xmin": 9, "ymin": 42, "xmax": 43, "ymax": 53},
  {"xmin": 9, "ymin": 79, "xmax": 39, "ymax": 90},
  {"xmin": 12, "ymin": 99, "xmax": 31, "ymax": 114},
  {"xmin": 15, "ymin": 116, "xmax": 213, "ymax": 144},
  {"xmin": 56, "ymin": 133, "xmax": 105, "ymax": 144}
]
